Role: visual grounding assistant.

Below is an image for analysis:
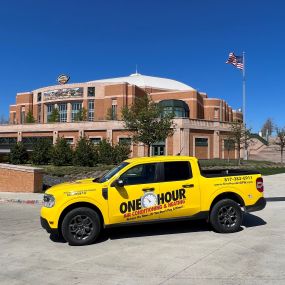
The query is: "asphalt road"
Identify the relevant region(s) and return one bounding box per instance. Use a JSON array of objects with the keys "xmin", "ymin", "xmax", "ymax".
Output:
[{"xmin": 0, "ymin": 175, "xmax": 285, "ymax": 285}]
